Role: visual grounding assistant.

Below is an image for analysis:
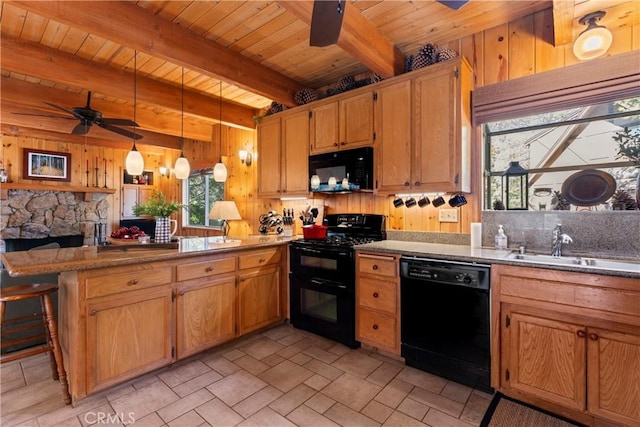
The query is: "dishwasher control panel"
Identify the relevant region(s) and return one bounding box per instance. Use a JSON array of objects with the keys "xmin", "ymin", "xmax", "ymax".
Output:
[{"xmin": 400, "ymin": 257, "xmax": 490, "ymax": 290}]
